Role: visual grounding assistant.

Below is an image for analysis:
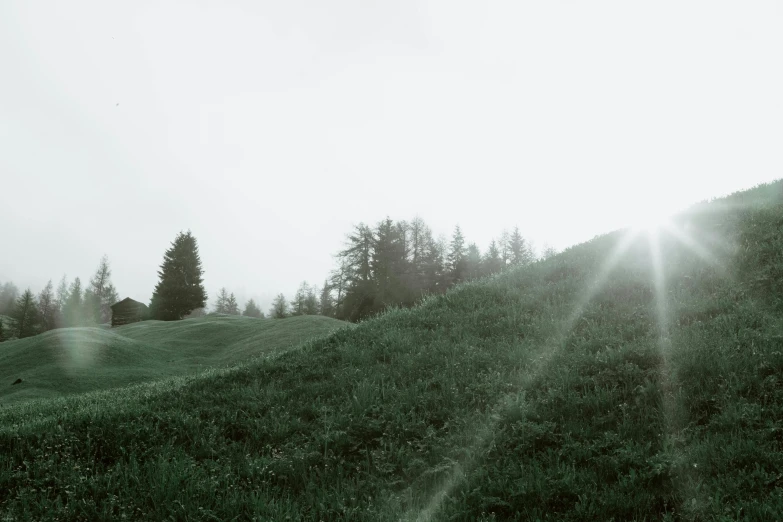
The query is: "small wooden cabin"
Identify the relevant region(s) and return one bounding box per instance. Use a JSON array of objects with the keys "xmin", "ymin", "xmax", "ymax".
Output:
[{"xmin": 110, "ymin": 298, "xmax": 149, "ymax": 327}]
